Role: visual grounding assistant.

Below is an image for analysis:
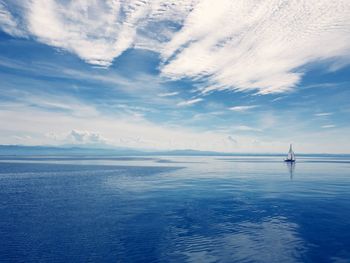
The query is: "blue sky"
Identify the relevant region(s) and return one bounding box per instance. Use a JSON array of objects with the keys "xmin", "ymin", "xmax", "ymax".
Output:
[{"xmin": 0, "ymin": 0, "xmax": 349, "ymax": 153}]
